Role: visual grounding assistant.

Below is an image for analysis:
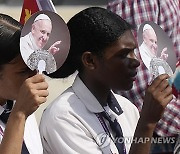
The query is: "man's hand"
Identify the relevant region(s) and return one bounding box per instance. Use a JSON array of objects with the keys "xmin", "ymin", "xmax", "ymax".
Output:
[
  {"xmin": 48, "ymin": 41, "xmax": 61, "ymax": 55},
  {"xmin": 160, "ymin": 47, "xmax": 168, "ymax": 60}
]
